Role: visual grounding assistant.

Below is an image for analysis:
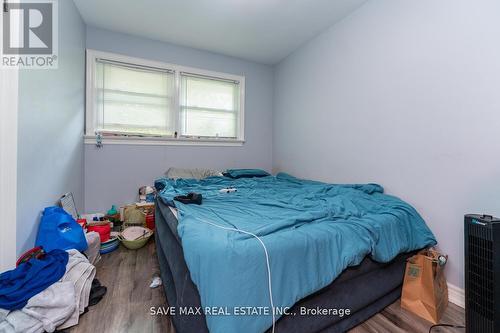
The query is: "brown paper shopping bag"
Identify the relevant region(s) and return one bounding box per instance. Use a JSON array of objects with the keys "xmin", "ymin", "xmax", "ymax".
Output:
[{"xmin": 400, "ymin": 249, "xmax": 448, "ymax": 324}]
